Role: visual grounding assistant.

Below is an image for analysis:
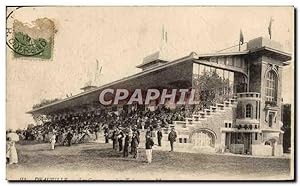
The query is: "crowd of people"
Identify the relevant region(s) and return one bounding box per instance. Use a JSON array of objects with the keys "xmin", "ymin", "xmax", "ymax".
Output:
[
  {"xmin": 19, "ymin": 106, "xmax": 186, "ymax": 144},
  {"xmin": 101, "ymin": 122, "xmax": 178, "ymax": 163},
  {"xmin": 9, "ymin": 105, "xmax": 191, "ymax": 164}
]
